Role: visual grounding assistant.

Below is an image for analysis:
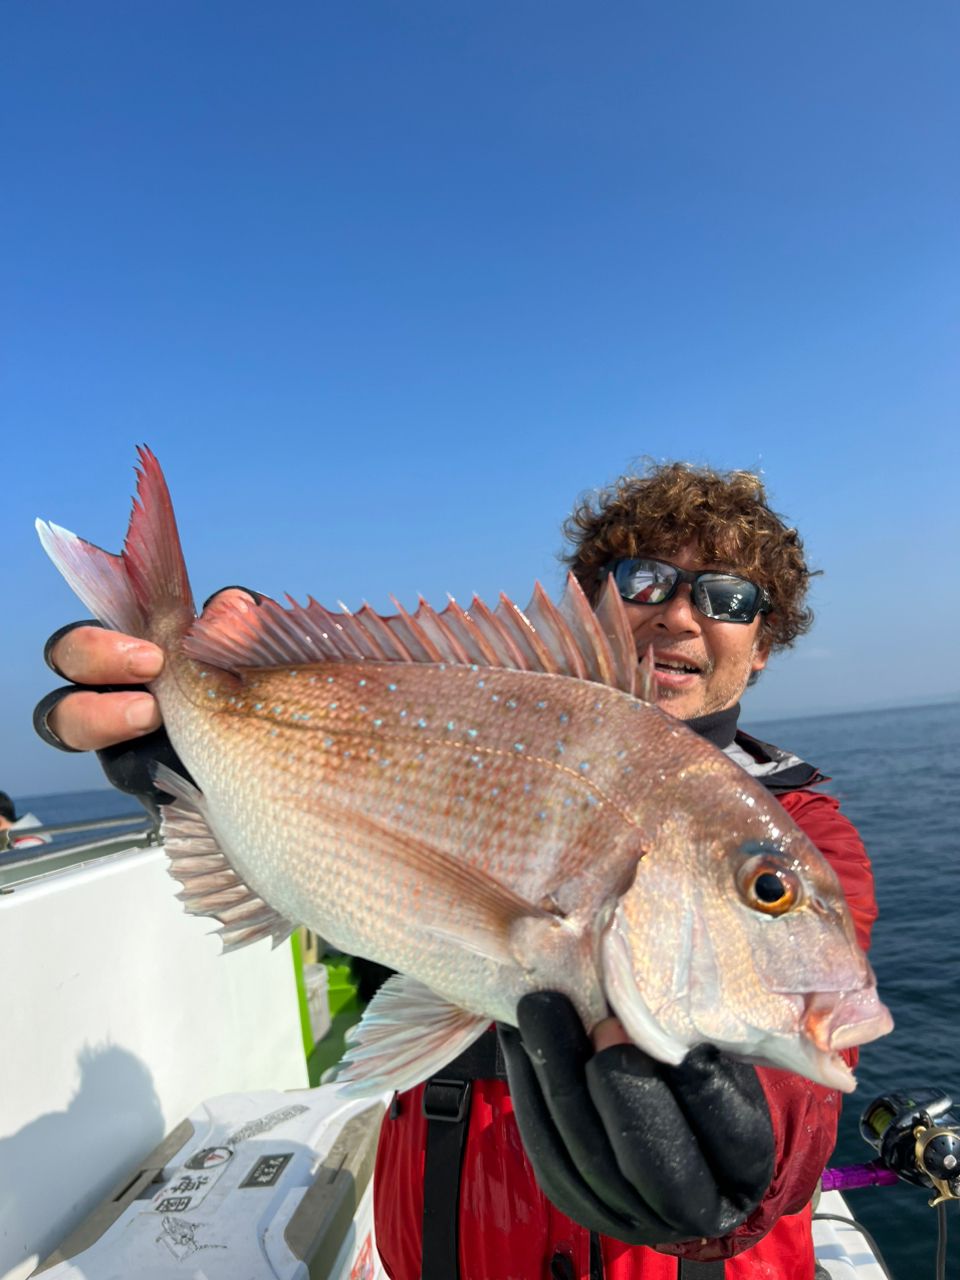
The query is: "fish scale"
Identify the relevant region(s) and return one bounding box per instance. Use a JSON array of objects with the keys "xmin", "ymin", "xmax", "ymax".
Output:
[
  {"xmin": 166, "ymin": 660, "xmax": 635, "ymax": 1022},
  {"xmin": 207, "ymin": 663, "xmax": 657, "ymax": 902},
  {"xmin": 37, "ymin": 446, "xmax": 893, "ymax": 1096}
]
